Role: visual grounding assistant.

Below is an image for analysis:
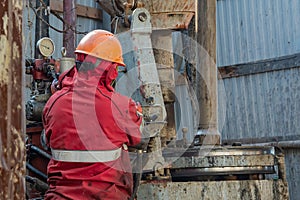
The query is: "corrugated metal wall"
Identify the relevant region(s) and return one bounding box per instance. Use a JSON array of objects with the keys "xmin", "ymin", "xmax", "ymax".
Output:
[
  {"xmin": 23, "ymin": 2, "xmax": 36, "ymax": 102},
  {"xmin": 217, "ymin": 0, "xmax": 300, "ymax": 67},
  {"xmin": 285, "ymin": 149, "xmax": 300, "ymax": 200},
  {"xmin": 219, "ymin": 68, "xmax": 300, "ymax": 140},
  {"xmin": 217, "ymin": 1, "xmax": 300, "ymax": 199},
  {"xmin": 23, "ymin": 2, "xmax": 37, "ymax": 60}
]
